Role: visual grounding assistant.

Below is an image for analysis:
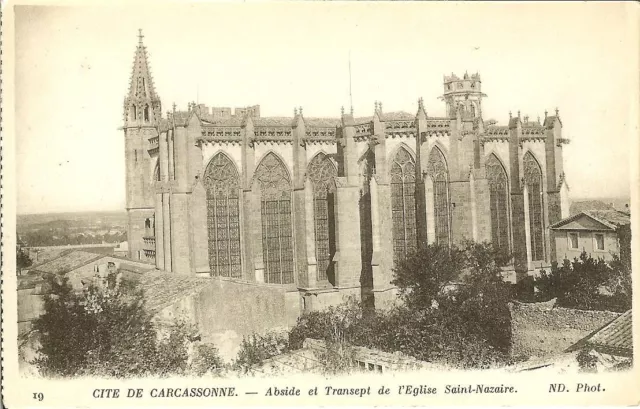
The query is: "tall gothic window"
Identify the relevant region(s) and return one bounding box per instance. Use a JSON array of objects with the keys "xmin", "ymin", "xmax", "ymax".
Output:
[
  {"xmin": 307, "ymin": 153, "xmax": 337, "ymax": 284},
  {"xmin": 255, "ymin": 153, "xmax": 294, "ymax": 285},
  {"xmin": 524, "ymin": 152, "xmax": 545, "ymax": 261},
  {"xmin": 203, "ymin": 153, "xmax": 242, "ymax": 278},
  {"xmin": 144, "ymin": 104, "xmax": 150, "ymax": 122},
  {"xmin": 390, "ymin": 147, "xmax": 417, "ymax": 262},
  {"xmin": 486, "ymin": 154, "xmax": 511, "ymax": 254},
  {"xmin": 359, "ymin": 149, "xmax": 375, "ymax": 290},
  {"xmin": 427, "ymin": 147, "xmax": 451, "ymax": 246}
]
